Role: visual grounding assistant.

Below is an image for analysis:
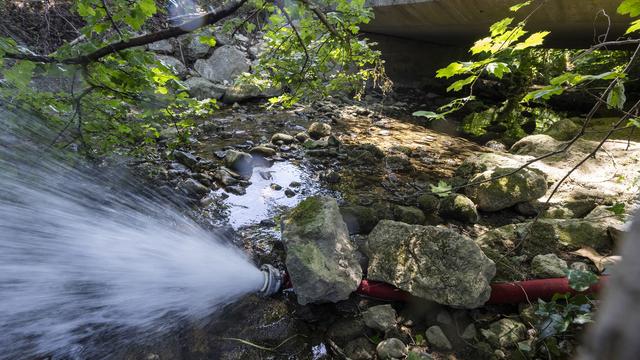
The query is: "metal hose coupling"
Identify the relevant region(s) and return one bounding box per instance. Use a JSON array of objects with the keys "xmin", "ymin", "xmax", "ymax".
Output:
[{"xmin": 258, "ymin": 264, "xmax": 284, "ymax": 297}]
